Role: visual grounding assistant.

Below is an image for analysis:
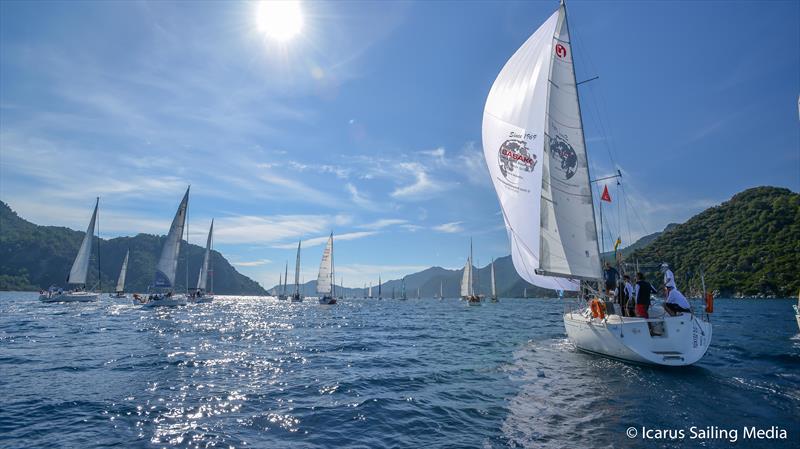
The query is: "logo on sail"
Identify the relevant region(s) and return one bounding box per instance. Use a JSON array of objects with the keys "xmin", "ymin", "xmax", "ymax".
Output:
[
  {"xmin": 549, "ymin": 134, "xmax": 578, "ymax": 180},
  {"xmin": 555, "ymin": 43, "xmax": 567, "ymax": 58},
  {"xmin": 498, "ymin": 139, "xmax": 536, "ymax": 180}
]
